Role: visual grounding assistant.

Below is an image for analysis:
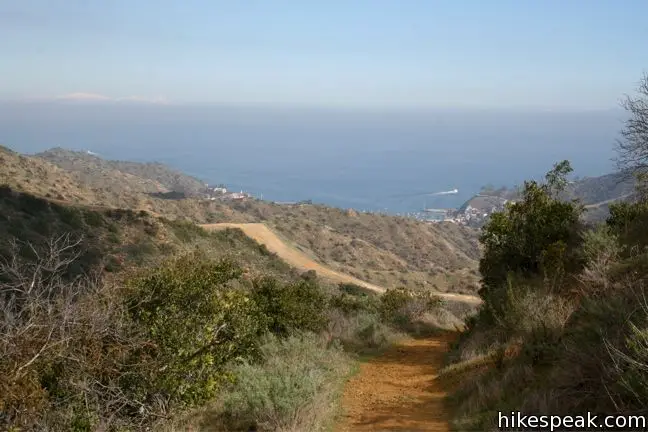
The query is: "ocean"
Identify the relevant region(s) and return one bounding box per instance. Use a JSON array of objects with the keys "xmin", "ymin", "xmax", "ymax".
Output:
[{"xmin": 0, "ymin": 102, "xmax": 623, "ymax": 214}]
